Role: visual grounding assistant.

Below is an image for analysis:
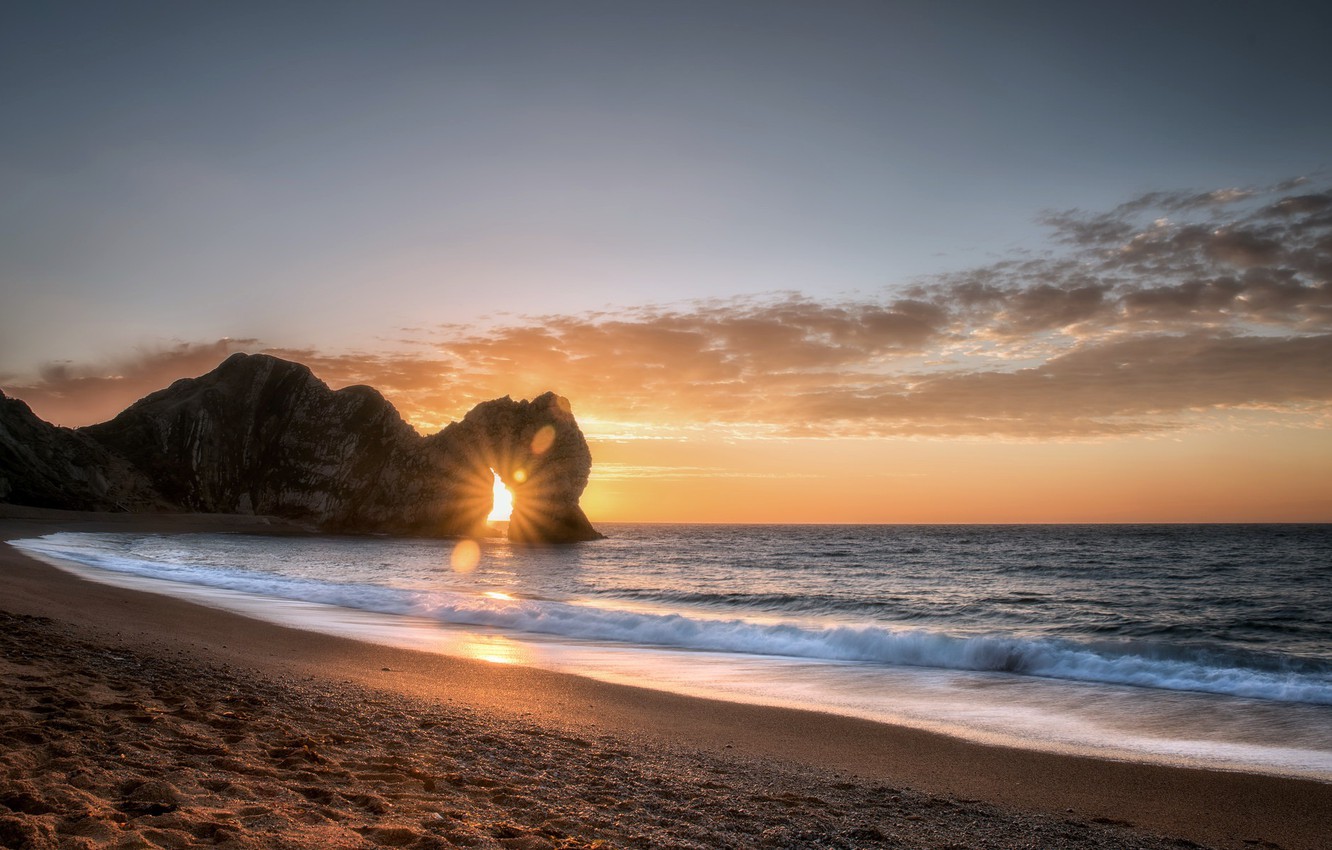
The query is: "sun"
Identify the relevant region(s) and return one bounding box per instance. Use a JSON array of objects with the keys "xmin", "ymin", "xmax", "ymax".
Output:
[{"xmin": 487, "ymin": 470, "xmax": 513, "ymax": 522}]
